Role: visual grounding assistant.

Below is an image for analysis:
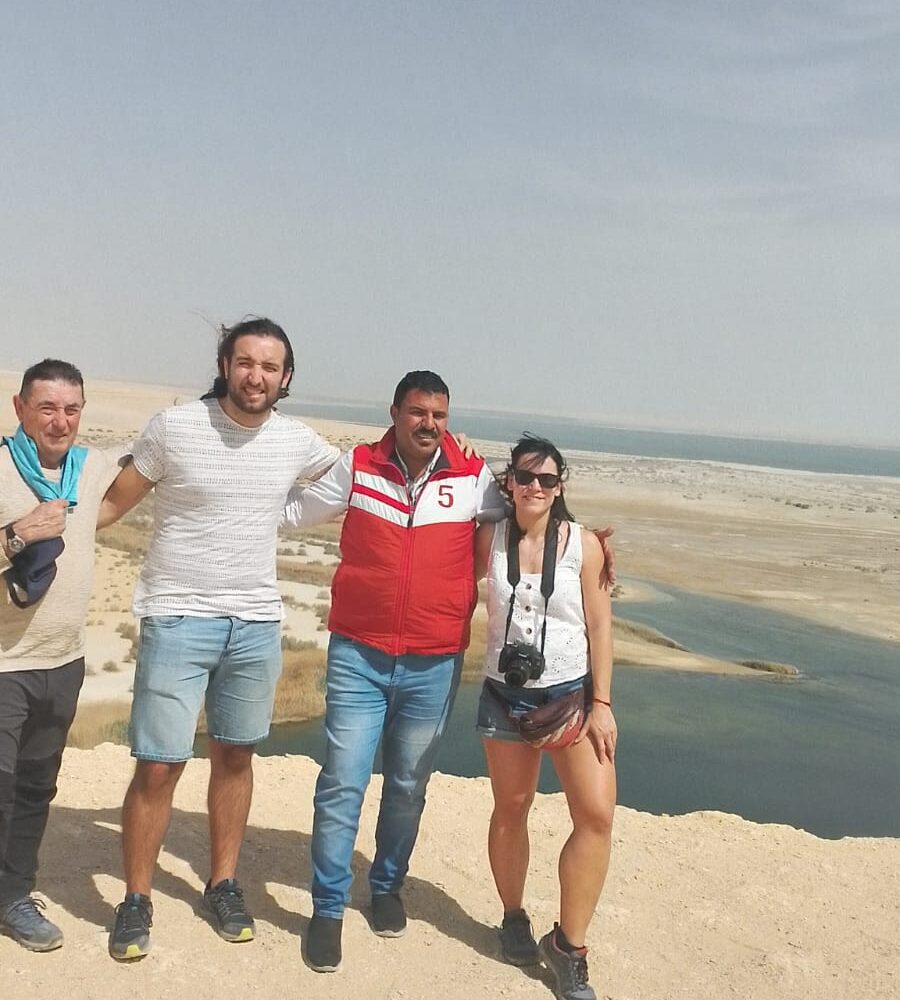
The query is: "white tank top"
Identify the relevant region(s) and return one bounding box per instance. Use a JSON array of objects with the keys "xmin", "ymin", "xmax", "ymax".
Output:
[{"xmin": 484, "ymin": 518, "xmax": 589, "ymax": 687}]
